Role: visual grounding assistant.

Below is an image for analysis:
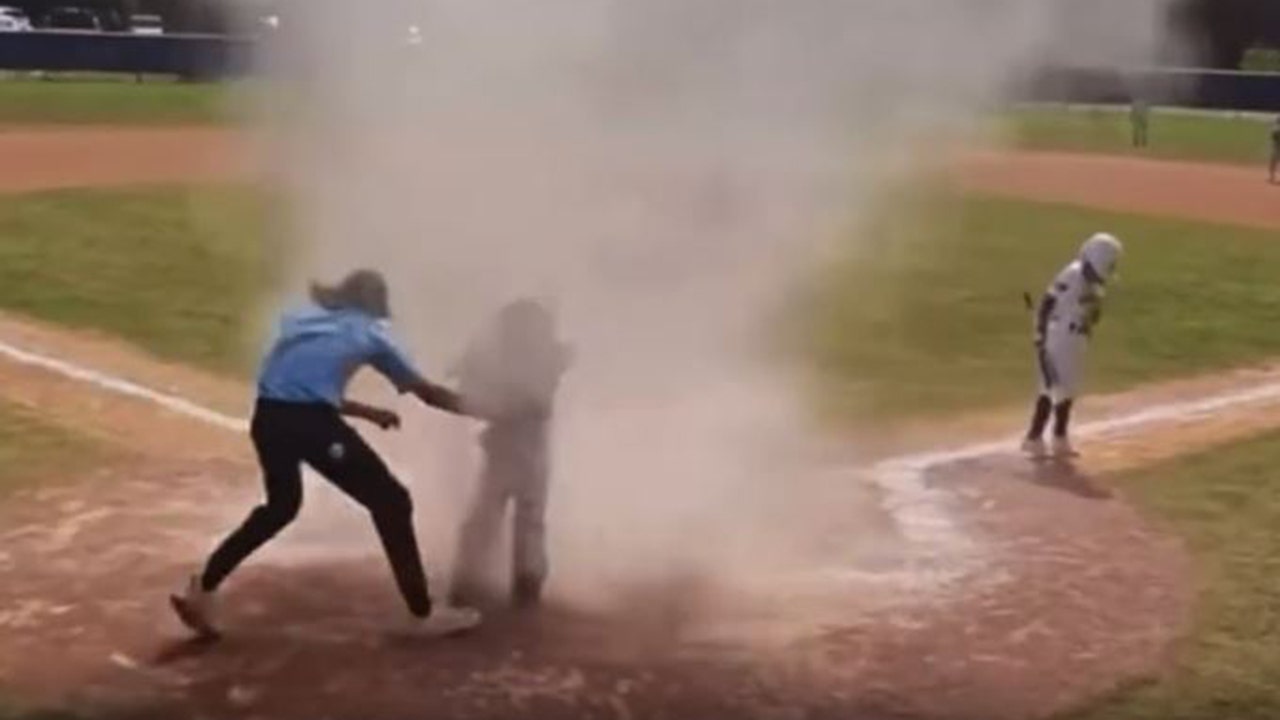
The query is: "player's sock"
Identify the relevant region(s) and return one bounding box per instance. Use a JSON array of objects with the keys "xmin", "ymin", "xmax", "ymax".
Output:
[
  {"xmin": 1052, "ymin": 400, "xmax": 1074, "ymax": 439},
  {"xmin": 1026, "ymin": 395, "xmax": 1052, "ymax": 440}
]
